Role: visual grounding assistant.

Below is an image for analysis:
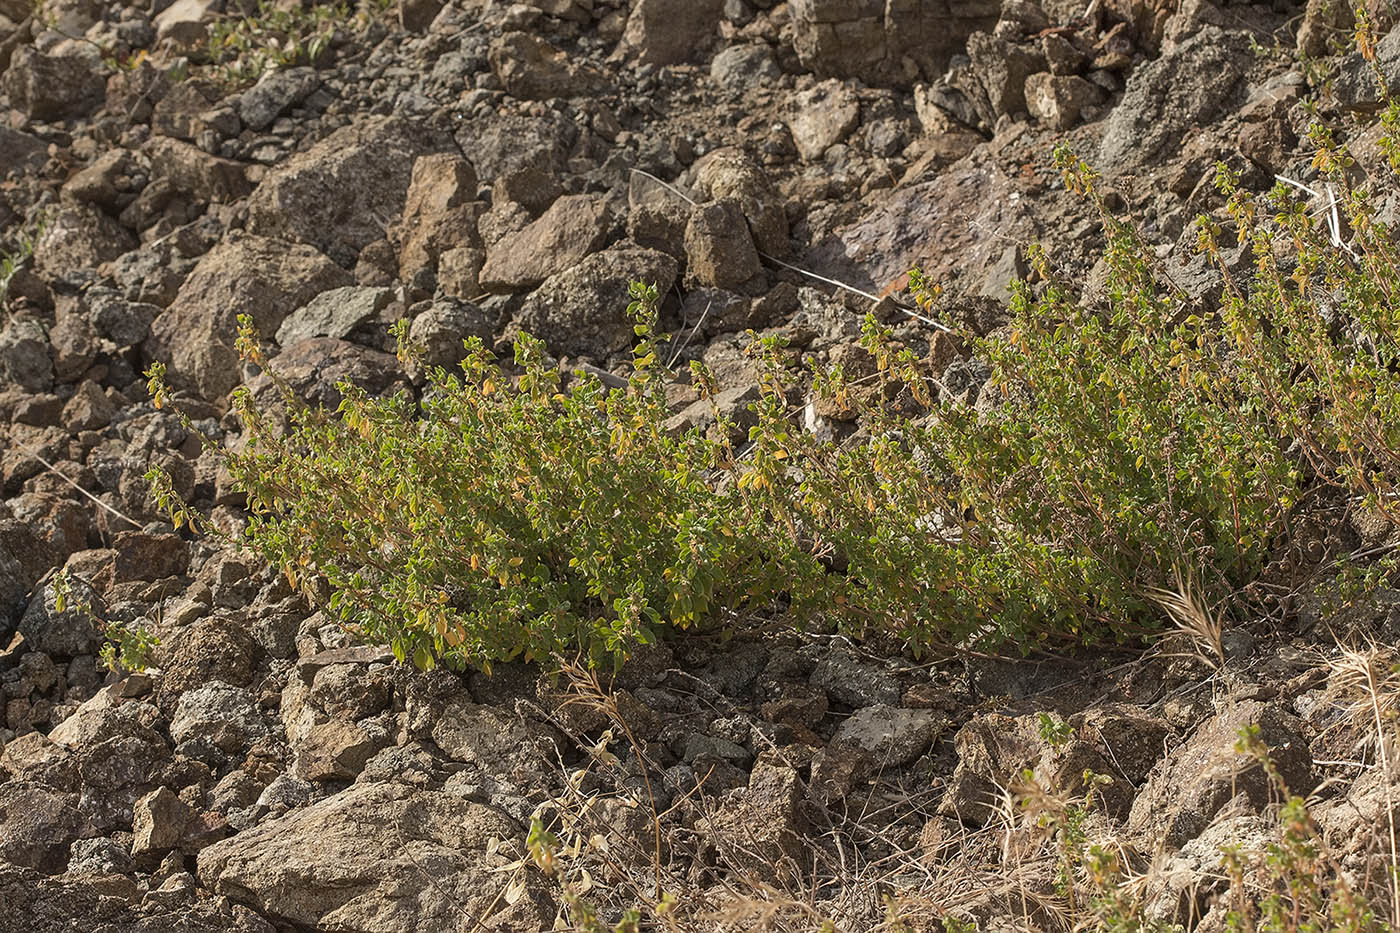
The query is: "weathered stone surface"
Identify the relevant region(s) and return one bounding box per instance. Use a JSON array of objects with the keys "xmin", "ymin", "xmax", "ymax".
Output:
[
  {"xmin": 490, "ymin": 31, "xmax": 604, "ymax": 99},
  {"xmin": 197, "ymin": 782, "xmax": 550, "ymax": 930},
  {"xmin": 1098, "ymin": 27, "xmax": 1251, "ymax": 171},
  {"xmin": 33, "ymin": 203, "xmax": 136, "ymax": 288},
  {"xmin": 18, "ymin": 575, "xmax": 100, "ymax": 657},
  {"xmin": 406, "ymin": 297, "xmax": 499, "ymax": 372},
  {"xmin": 810, "ymin": 649, "xmax": 900, "ymax": 708},
  {"xmin": 788, "ymin": 79, "xmax": 861, "ymax": 161},
  {"xmin": 790, "ymin": 0, "xmax": 1000, "ymax": 85},
  {"xmin": 0, "ymin": 127, "xmax": 47, "ymax": 178},
  {"xmin": 692, "ymin": 147, "xmax": 788, "ymax": 257},
  {"xmin": 1127, "ymin": 700, "xmax": 1315, "ymax": 849},
  {"xmin": 275, "ymin": 286, "xmax": 394, "ymax": 346},
  {"xmin": 2, "ymin": 47, "xmax": 105, "ymax": 121},
  {"xmin": 247, "ymin": 338, "xmax": 406, "ymax": 412},
  {"xmin": 144, "ymin": 136, "xmax": 251, "ymax": 203},
  {"xmin": 131, "ymin": 787, "xmax": 191, "ymax": 858},
  {"xmin": 293, "ymin": 720, "xmax": 383, "ymax": 781},
  {"xmin": 617, "ymin": 0, "xmax": 724, "ymax": 66},
  {"xmin": 967, "ymin": 31, "xmax": 1045, "ymax": 119},
  {"xmin": 236, "ymin": 66, "xmax": 320, "ymax": 131},
  {"xmin": 246, "ymin": 116, "xmax": 454, "ymax": 266},
  {"xmin": 830, "ymin": 705, "xmax": 943, "ymax": 766},
  {"xmin": 394, "ymin": 152, "xmax": 483, "ymax": 288},
  {"xmin": 146, "ymin": 233, "xmax": 353, "ymax": 400},
  {"xmin": 0, "ymin": 317, "xmax": 53, "ymax": 393},
  {"xmin": 514, "ymin": 244, "xmax": 678, "ymax": 360},
  {"xmin": 1024, "ymin": 72, "xmax": 1104, "ymax": 129},
  {"xmin": 684, "ymin": 199, "xmax": 763, "ymax": 289},
  {"xmin": 480, "ymin": 194, "xmax": 617, "ymax": 291},
  {"xmin": 0, "ymin": 783, "xmax": 89, "ymax": 871}
]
